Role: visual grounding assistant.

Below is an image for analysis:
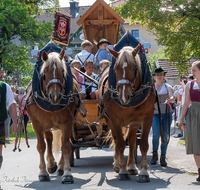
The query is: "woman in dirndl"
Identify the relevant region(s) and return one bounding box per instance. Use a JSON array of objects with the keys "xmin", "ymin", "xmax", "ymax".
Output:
[{"xmin": 179, "ymin": 60, "xmax": 200, "ymax": 182}]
